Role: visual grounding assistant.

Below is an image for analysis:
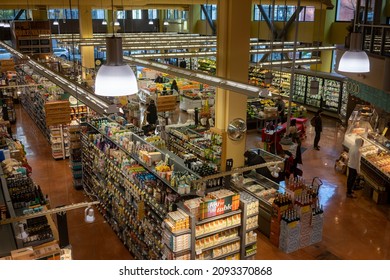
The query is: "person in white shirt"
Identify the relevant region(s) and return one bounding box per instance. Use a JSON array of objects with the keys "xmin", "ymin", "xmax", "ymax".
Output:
[{"xmin": 347, "ymin": 137, "xmax": 364, "ymax": 198}]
